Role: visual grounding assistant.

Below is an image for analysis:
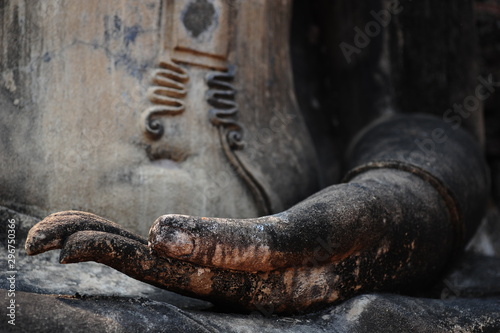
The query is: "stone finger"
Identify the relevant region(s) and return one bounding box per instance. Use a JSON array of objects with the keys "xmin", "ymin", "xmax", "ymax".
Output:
[{"xmin": 25, "ymin": 210, "xmax": 146, "ymax": 256}]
